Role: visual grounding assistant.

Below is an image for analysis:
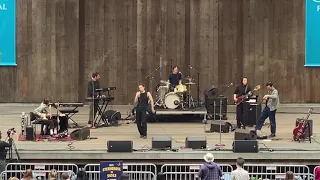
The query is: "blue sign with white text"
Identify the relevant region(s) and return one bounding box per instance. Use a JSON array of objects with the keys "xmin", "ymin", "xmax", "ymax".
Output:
[
  {"xmin": 100, "ymin": 161, "xmax": 123, "ymax": 180},
  {"xmin": 305, "ymin": 0, "xmax": 320, "ymax": 66},
  {"xmin": 0, "ymin": 0, "xmax": 16, "ymax": 66}
]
